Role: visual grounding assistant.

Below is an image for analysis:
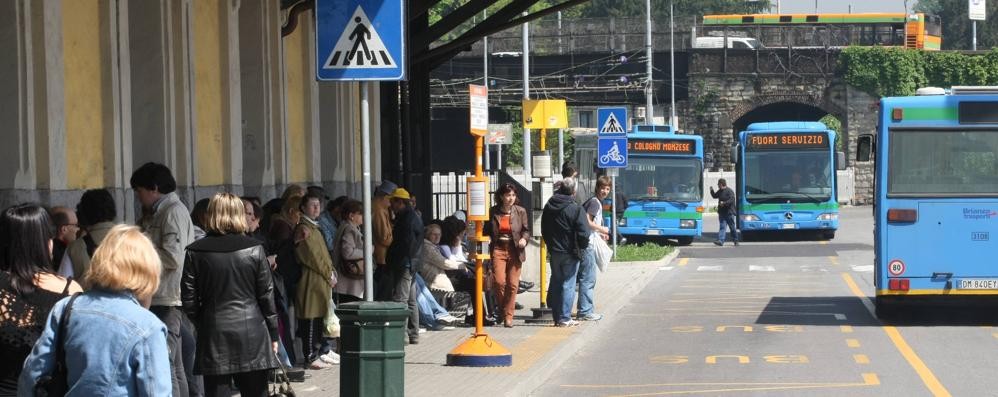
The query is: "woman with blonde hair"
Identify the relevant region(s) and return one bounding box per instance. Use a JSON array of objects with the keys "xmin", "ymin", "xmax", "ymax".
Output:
[
  {"xmin": 181, "ymin": 192, "xmax": 279, "ymax": 397},
  {"xmin": 19, "ymin": 224, "xmax": 171, "ymax": 396}
]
